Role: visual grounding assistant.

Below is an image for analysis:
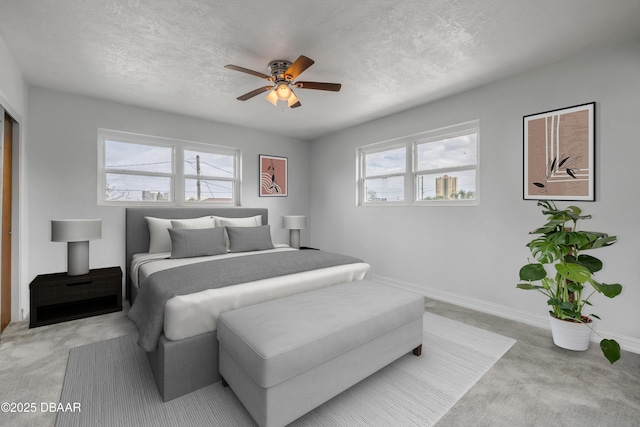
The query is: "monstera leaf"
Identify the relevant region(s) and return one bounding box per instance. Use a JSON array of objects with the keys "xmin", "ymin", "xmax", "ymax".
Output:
[
  {"xmin": 600, "ymin": 339, "xmax": 621, "ymax": 364},
  {"xmin": 555, "ymin": 263, "xmax": 591, "ymax": 284}
]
